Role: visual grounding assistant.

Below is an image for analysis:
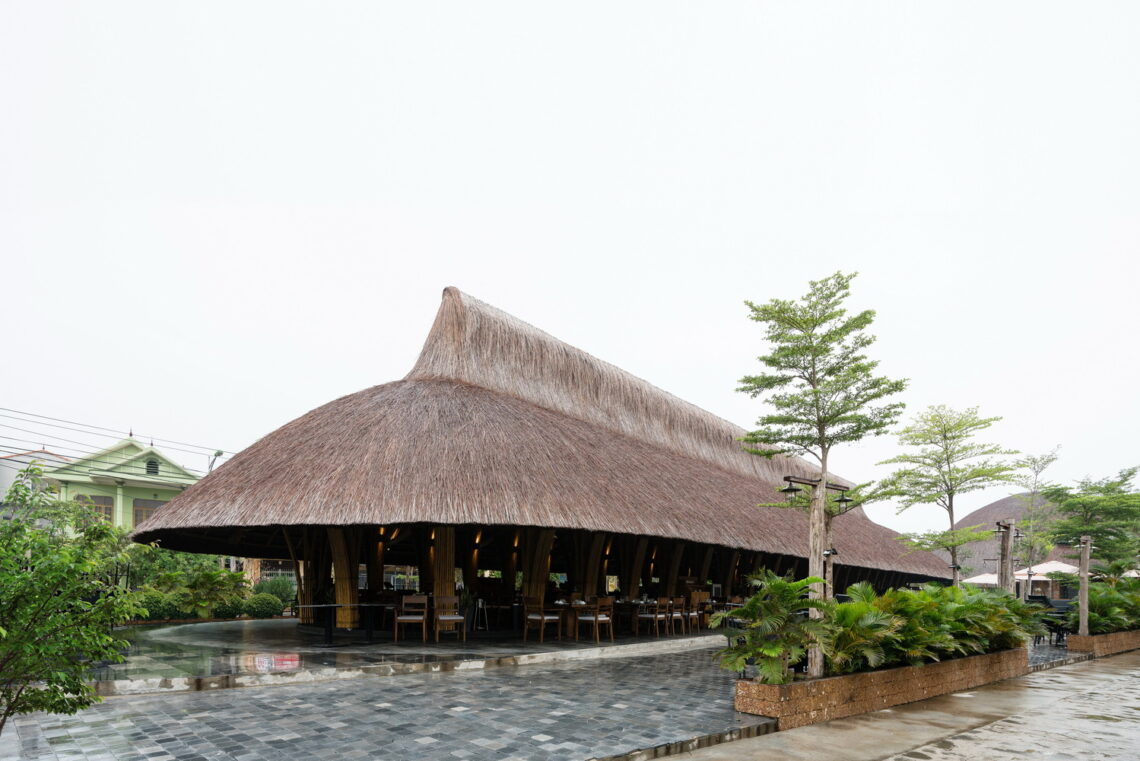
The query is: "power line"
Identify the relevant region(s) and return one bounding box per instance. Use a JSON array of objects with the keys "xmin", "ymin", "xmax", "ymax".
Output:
[
  {"xmin": 0, "ymin": 439, "xmax": 209, "ymax": 480},
  {"xmin": 0, "ymin": 407, "xmax": 235, "ymax": 455},
  {"xmin": 0, "ymin": 438, "xmax": 208, "ymax": 475}
]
